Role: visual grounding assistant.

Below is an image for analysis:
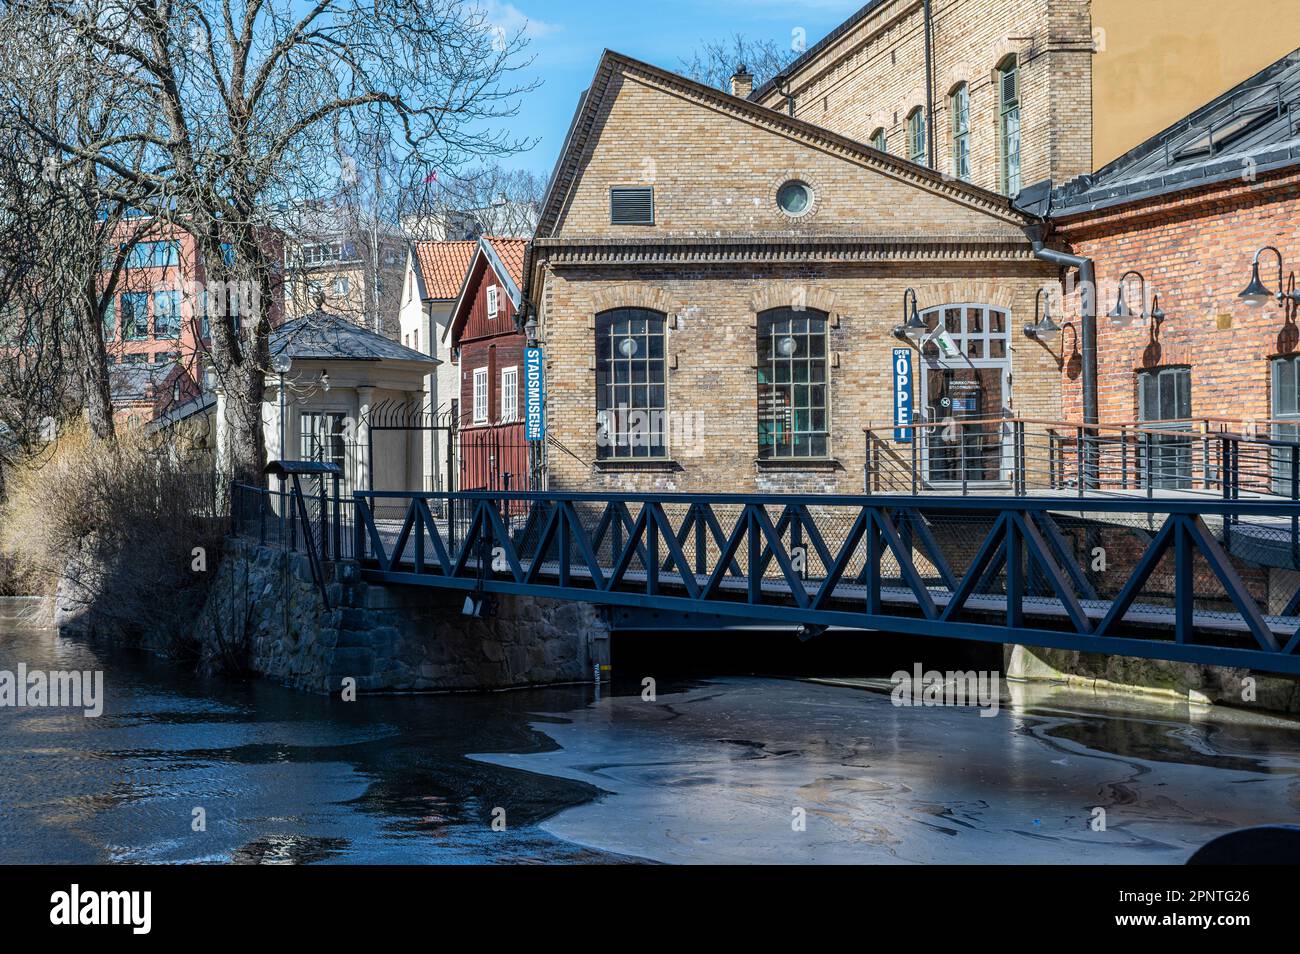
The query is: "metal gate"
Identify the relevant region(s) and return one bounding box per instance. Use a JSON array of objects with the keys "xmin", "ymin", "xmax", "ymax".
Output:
[{"xmin": 365, "ymin": 398, "xmax": 458, "ymax": 519}]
